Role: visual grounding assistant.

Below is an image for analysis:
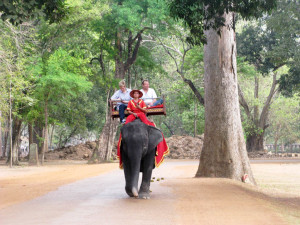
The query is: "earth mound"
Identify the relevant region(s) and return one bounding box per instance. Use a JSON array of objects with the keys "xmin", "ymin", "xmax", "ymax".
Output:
[
  {"xmin": 46, "ymin": 135, "xmax": 204, "ymax": 161},
  {"xmin": 165, "ymin": 135, "xmax": 204, "ymax": 159},
  {"xmin": 45, "ymin": 141, "xmax": 97, "ymax": 160}
]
